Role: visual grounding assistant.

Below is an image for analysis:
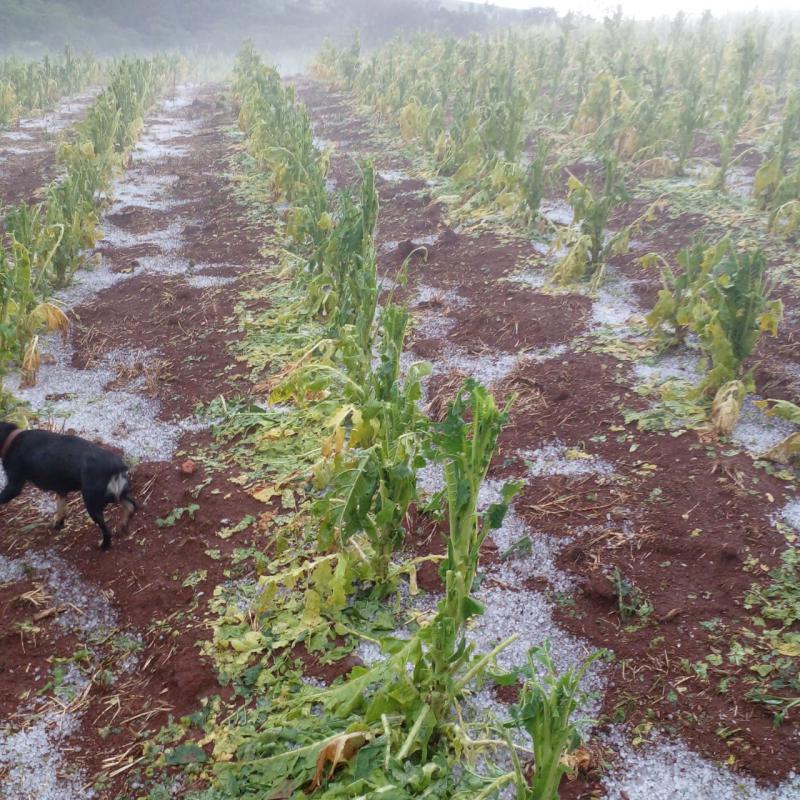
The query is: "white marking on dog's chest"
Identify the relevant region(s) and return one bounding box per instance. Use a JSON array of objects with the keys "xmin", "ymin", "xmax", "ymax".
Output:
[{"xmin": 106, "ymin": 473, "xmax": 128, "ymax": 499}]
